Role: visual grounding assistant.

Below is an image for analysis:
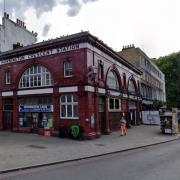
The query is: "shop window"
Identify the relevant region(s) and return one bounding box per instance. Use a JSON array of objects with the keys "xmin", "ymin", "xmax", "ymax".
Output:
[
  {"xmin": 60, "ymin": 95, "xmax": 78, "ymax": 119},
  {"xmin": 19, "ymin": 96, "xmax": 52, "ymax": 105},
  {"xmin": 109, "ymin": 98, "xmax": 121, "ymax": 112},
  {"xmin": 19, "ymin": 65, "xmax": 53, "ymax": 88},
  {"xmin": 5, "ymin": 71, "xmax": 11, "ymax": 84},
  {"xmin": 19, "ymin": 96, "xmax": 53, "ymax": 129},
  {"xmin": 19, "ymin": 112, "xmax": 53, "ymax": 129},
  {"xmin": 64, "ymin": 61, "xmax": 72, "ymax": 77},
  {"xmin": 107, "ymin": 70, "xmax": 119, "ymax": 90}
]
